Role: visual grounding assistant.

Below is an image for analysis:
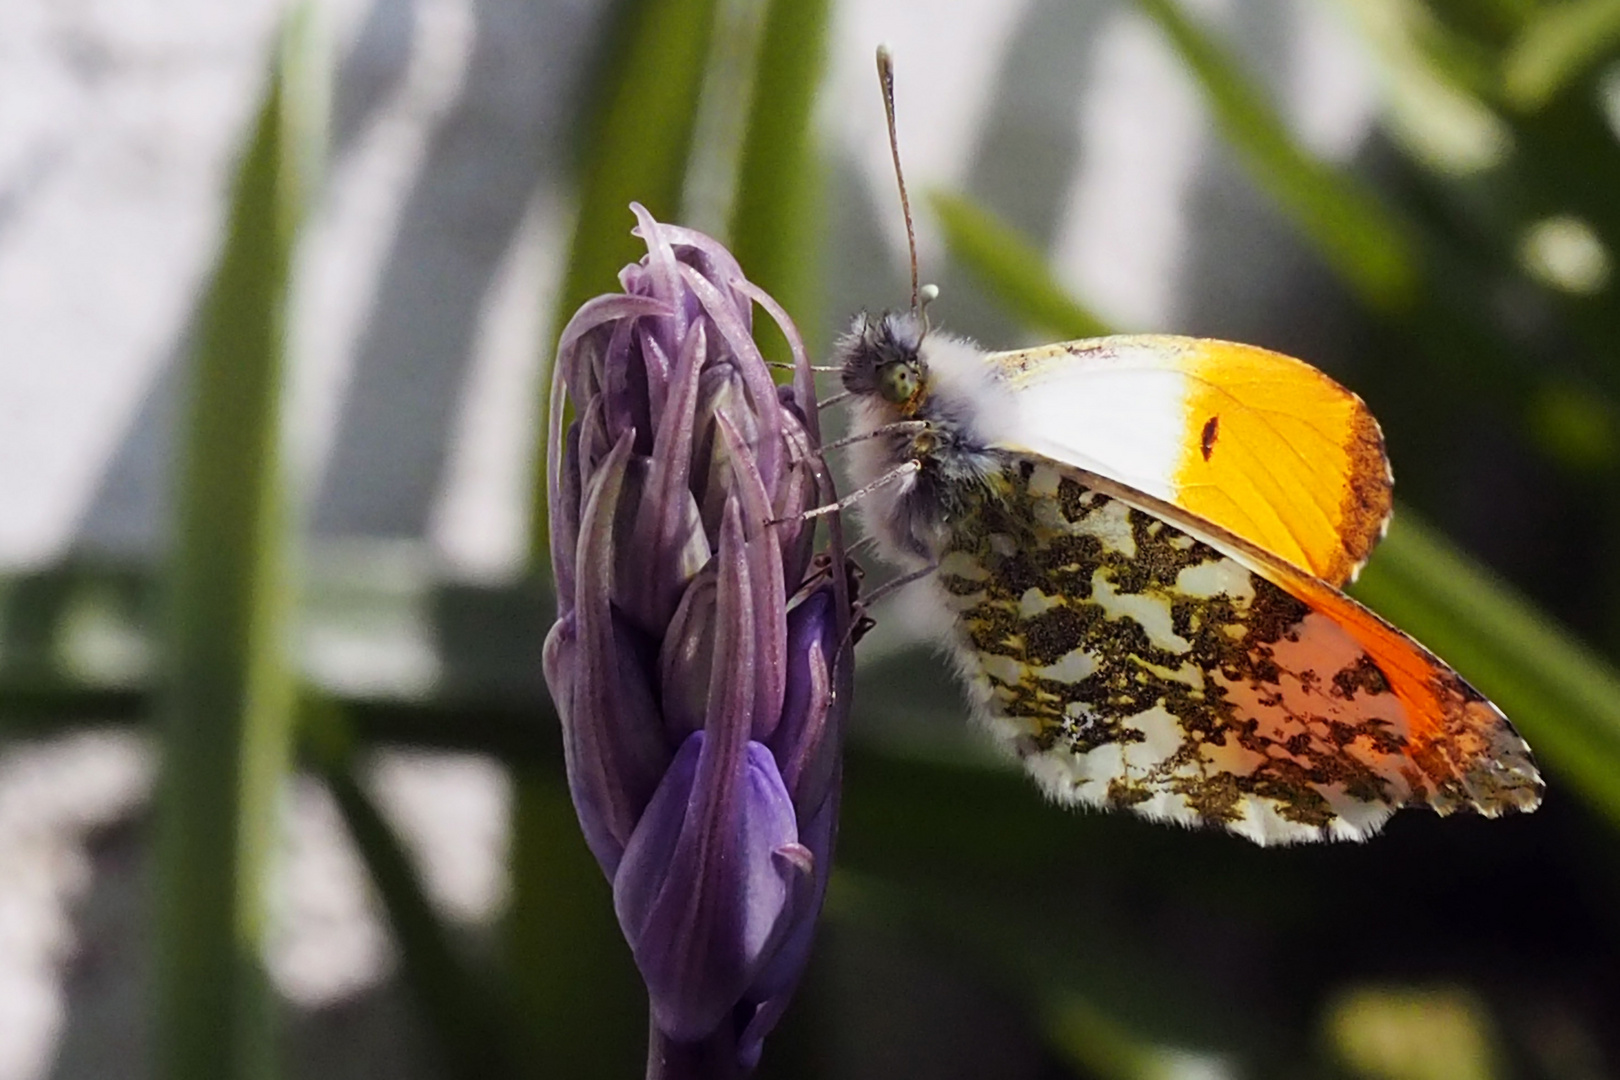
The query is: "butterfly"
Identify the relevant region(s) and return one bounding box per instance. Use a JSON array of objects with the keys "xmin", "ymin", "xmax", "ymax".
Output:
[
  {"xmin": 834, "ymin": 313, "xmax": 1542, "ymax": 844},
  {"xmin": 826, "ymin": 46, "xmax": 1542, "ymax": 845}
]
